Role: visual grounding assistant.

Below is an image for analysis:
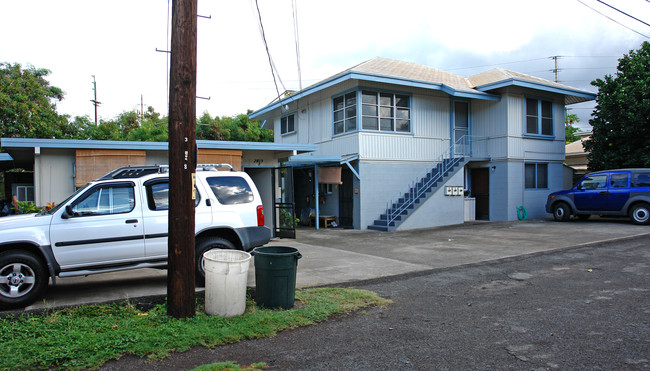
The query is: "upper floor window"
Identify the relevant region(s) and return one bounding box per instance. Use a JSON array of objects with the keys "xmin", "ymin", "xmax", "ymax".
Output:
[
  {"xmin": 333, "ymin": 90, "xmax": 411, "ymax": 135},
  {"xmin": 333, "ymin": 92, "xmax": 357, "ymax": 135},
  {"xmin": 361, "ymin": 90, "xmax": 410, "ymax": 132},
  {"xmin": 281, "ymin": 114, "xmax": 295, "ymax": 135},
  {"xmin": 525, "ymin": 98, "xmax": 553, "ymax": 136}
]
